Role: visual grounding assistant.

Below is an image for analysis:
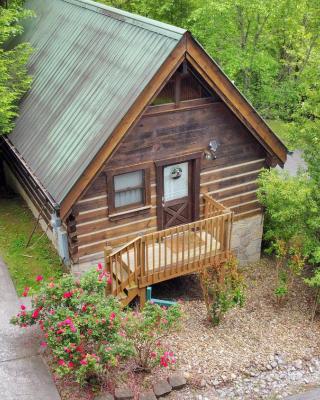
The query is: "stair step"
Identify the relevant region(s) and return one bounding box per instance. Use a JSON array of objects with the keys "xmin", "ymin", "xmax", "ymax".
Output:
[{"xmin": 117, "ymin": 291, "xmax": 128, "ymax": 301}]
